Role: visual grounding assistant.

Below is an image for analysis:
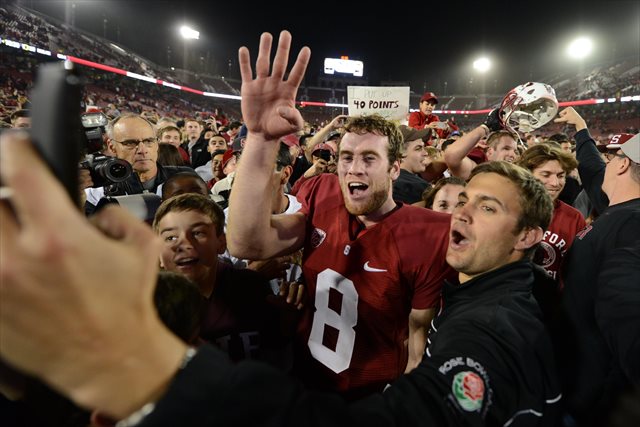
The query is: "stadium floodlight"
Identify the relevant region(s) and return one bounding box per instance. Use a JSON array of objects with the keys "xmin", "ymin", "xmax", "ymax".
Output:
[
  {"xmin": 473, "ymin": 57, "xmax": 491, "ymax": 73},
  {"xmin": 567, "ymin": 37, "xmax": 592, "ymax": 59},
  {"xmin": 179, "ymin": 25, "xmax": 200, "ymax": 40}
]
